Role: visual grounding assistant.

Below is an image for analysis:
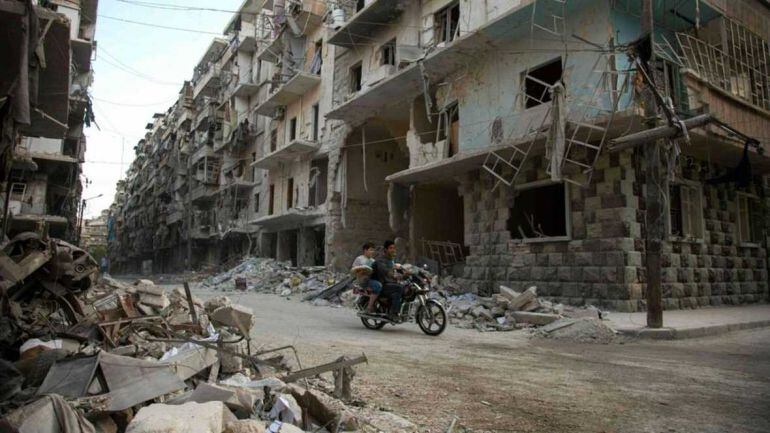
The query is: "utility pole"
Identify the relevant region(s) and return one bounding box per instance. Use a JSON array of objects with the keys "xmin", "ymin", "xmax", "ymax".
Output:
[{"xmin": 641, "ymin": 0, "xmax": 663, "ymax": 328}]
